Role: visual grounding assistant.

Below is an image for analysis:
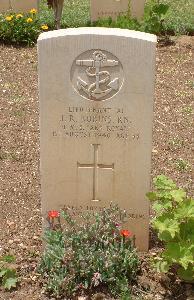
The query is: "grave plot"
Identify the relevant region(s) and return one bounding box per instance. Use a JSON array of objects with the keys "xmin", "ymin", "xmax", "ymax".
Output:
[
  {"xmin": 38, "ymin": 28, "xmax": 156, "ymax": 251},
  {"xmin": 90, "ymin": 0, "xmax": 145, "ymax": 21}
]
